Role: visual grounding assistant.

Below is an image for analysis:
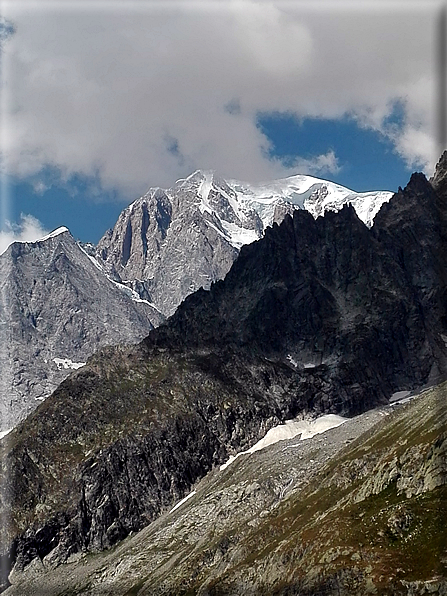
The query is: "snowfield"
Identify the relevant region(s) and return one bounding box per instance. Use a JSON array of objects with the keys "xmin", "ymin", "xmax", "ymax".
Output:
[
  {"xmin": 220, "ymin": 413, "xmax": 348, "ymax": 471},
  {"xmin": 169, "ymin": 491, "xmax": 196, "ymax": 514},
  {"xmin": 173, "ymin": 169, "xmax": 392, "ymax": 250},
  {"xmin": 0, "ymin": 428, "xmax": 12, "ymax": 440}
]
